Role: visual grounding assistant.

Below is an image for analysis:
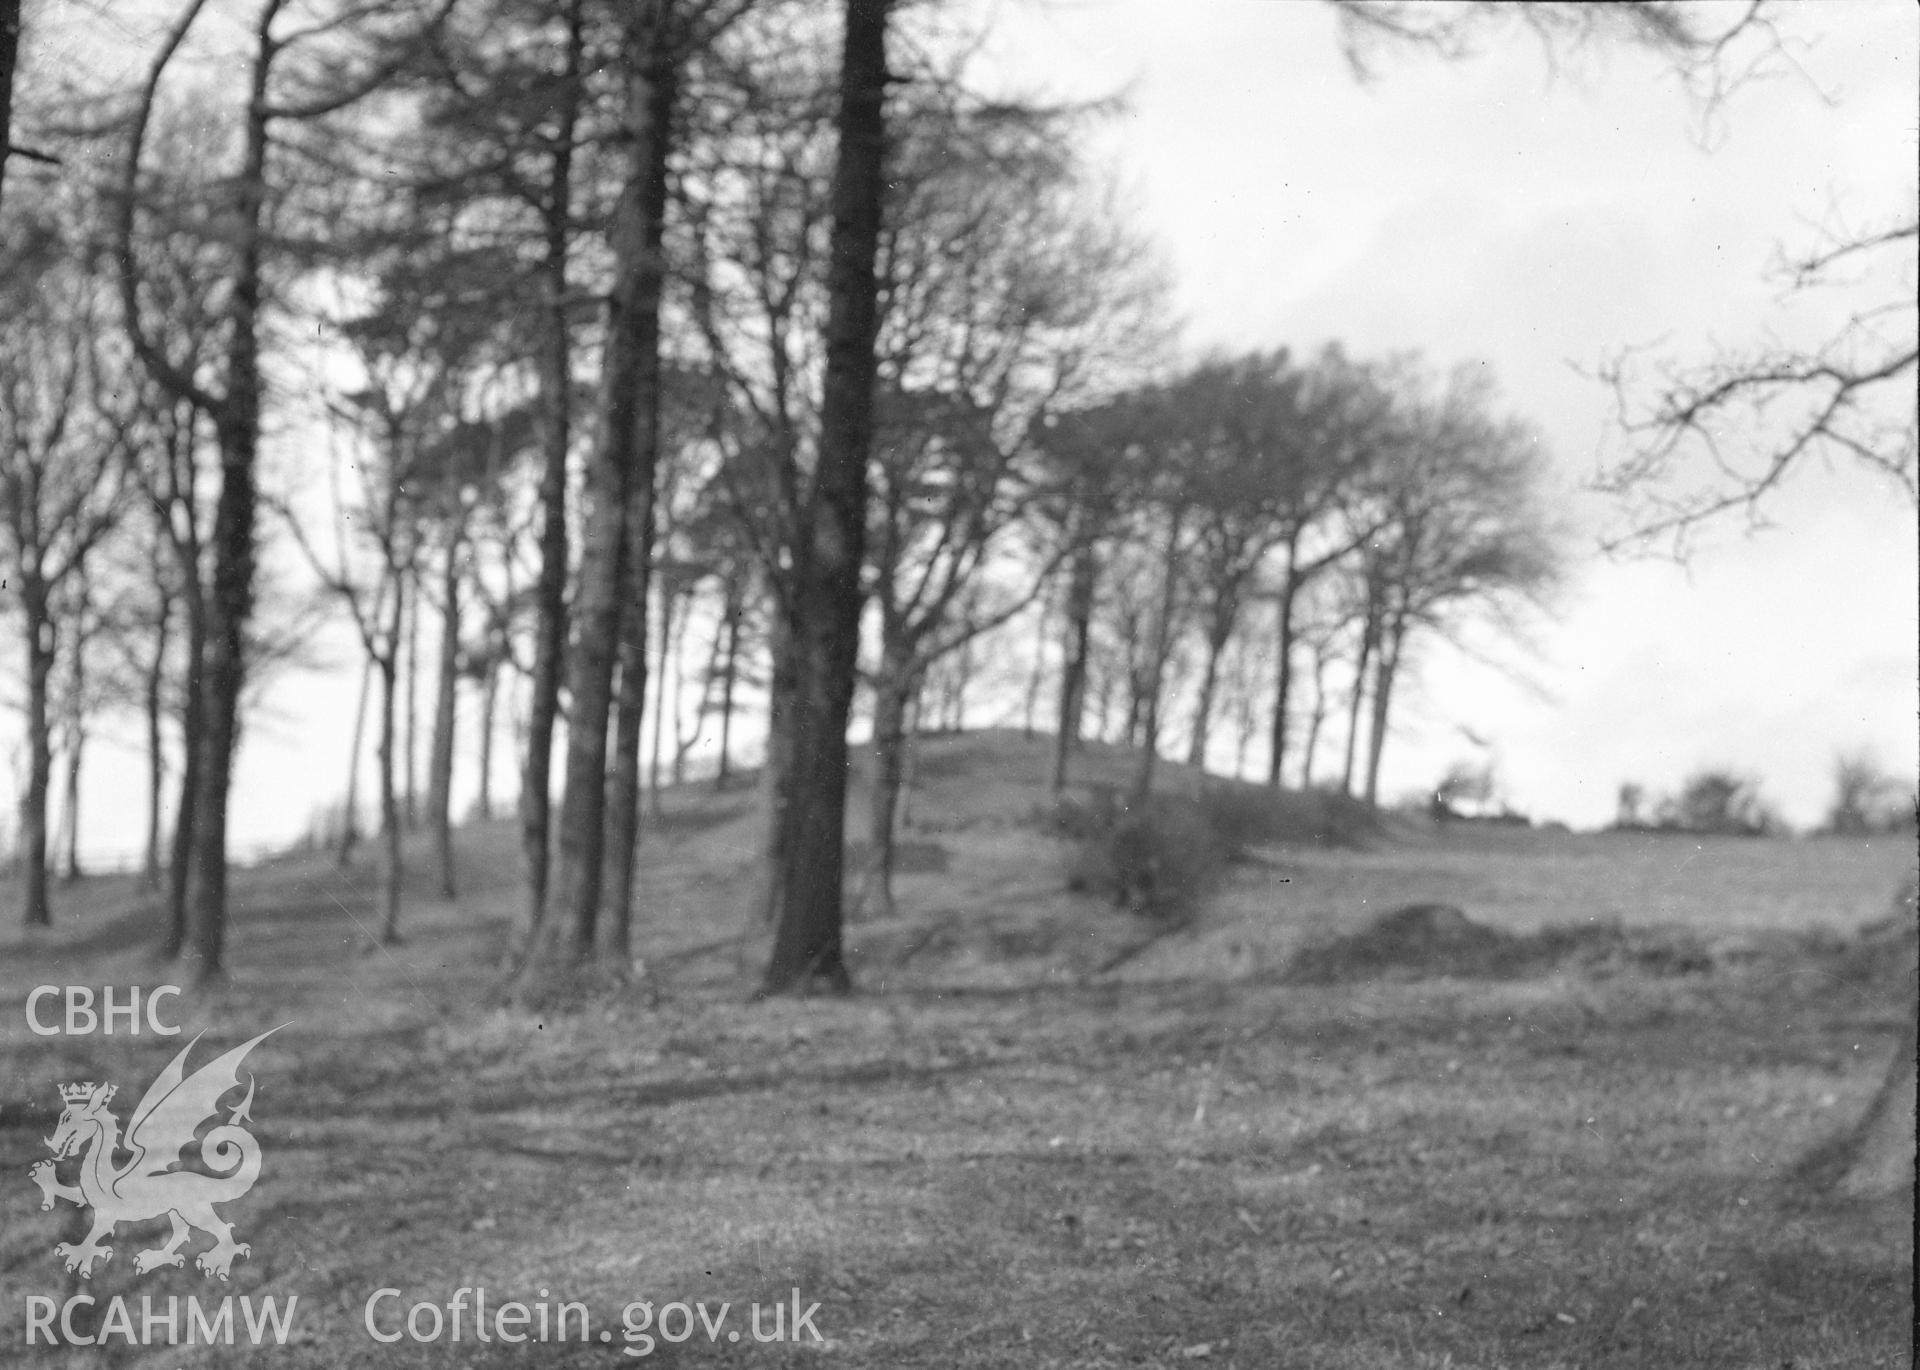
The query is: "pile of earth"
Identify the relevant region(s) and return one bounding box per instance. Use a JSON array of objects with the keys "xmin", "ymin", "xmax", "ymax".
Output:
[{"xmin": 1281, "ymin": 902, "xmax": 1720, "ymax": 985}]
